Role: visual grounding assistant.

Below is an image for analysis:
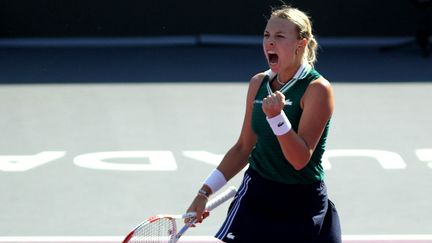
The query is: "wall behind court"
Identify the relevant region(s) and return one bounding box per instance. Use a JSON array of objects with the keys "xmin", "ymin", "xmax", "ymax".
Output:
[{"xmin": 0, "ymin": 0, "xmax": 428, "ymax": 38}]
